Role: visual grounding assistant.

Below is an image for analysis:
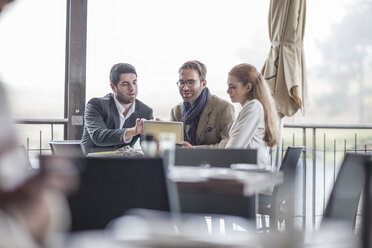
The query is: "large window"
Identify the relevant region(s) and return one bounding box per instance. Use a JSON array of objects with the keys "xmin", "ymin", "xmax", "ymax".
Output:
[
  {"xmin": 87, "ymin": 0, "xmax": 371, "ymax": 124},
  {"xmin": 86, "ymin": 0, "xmax": 270, "ymax": 119},
  {"xmin": 0, "ymin": 0, "xmax": 66, "ymax": 119},
  {"xmin": 0, "ymin": 0, "xmax": 67, "ymax": 151},
  {"xmin": 1, "ymin": 0, "xmax": 370, "ymax": 123},
  {"xmin": 289, "ymin": 0, "xmax": 372, "ymax": 124}
]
